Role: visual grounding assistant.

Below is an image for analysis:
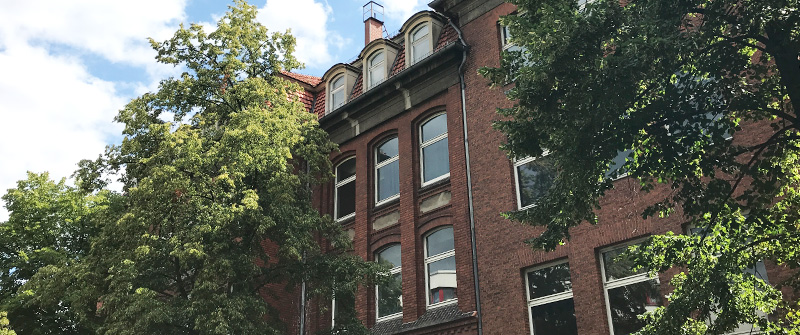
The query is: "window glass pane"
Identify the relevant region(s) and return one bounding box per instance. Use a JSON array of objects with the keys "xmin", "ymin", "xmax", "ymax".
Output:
[
  {"xmin": 426, "ymin": 227, "xmax": 454, "ymax": 256},
  {"xmin": 428, "ymin": 255, "xmax": 455, "ymax": 274},
  {"xmin": 377, "ymin": 160, "xmax": 399, "ymax": 202},
  {"xmin": 333, "ymin": 289, "xmax": 356, "ymax": 326},
  {"xmin": 370, "ymin": 51, "xmax": 383, "ymax": 67},
  {"xmin": 336, "ymin": 159, "xmax": 356, "ymax": 182},
  {"xmin": 332, "ymin": 76, "xmax": 344, "ymax": 89},
  {"xmin": 607, "ymin": 279, "xmax": 661, "ymax": 335},
  {"xmin": 412, "ymin": 25, "xmax": 428, "ymax": 42},
  {"xmin": 530, "ymin": 299, "xmax": 578, "ymax": 335},
  {"xmin": 421, "ymin": 114, "xmax": 447, "ymax": 142},
  {"xmin": 332, "ymin": 89, "xmax": 345, "ymax": 109},
  {"xmin": 606, "ymin": 149, "xmax": 632, "ymax": 178},
  {"xmin": 377, "ymin": 273, "xmax": 402, "ymax": 318},
  {"xmin": 527, "ymin": 263, "xmax": 572, "ymax": 300},
  {"xmin": 413, "ymin": 41, "xmax": 430, "ymax": 62},
  {"xmin": 430, "ymin": 287, "xmax": 456, "ymax": 304},
  {"xmin": 517, "ymin": 156, "xmax": 556, "ymax": 207},
  {"xmin": 377, "ymin": 138, "xmax": 398, "ymax": 163},
  {"xmin": 428, "ymin": 255, "xmax": 456, "ymax": 304},
  {"xmin": 602, "ymin": 245, "xmax": 644, "ymax": 281},
  {"xmin": 370, "ymin": 66, "xmax": 385, "ymax": 87},
  {"xmin": 336, "ymin": 180, "xmax": 355, "ymax": 219},
  {"xmin": 377, "ymin": 244, "xmax": 401, "ymax": 268},
  {"xmin": 422, "ymin": 138, "xmax": 450, "ymax": 182}
]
